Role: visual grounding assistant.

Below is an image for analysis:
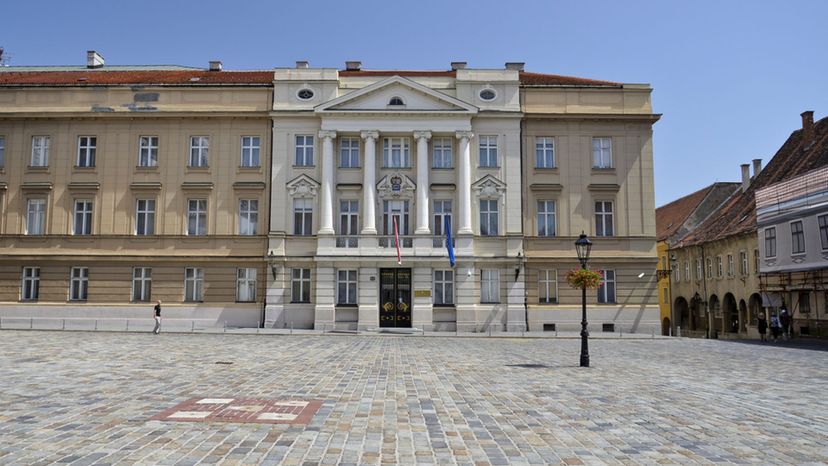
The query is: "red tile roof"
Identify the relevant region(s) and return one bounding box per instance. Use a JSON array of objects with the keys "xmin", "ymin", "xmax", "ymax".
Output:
[
  {"xmin": 657, "ymin": 185, "xmax": 717, "ymax": 241},
  {"xmin": 339, "ymin": 70, "xmax": 457, "ymax": 78},
  {"xmin": 679, "ymin": 116, "xmax": 828, "ymax": 247},
  {"xmin": 518, "ymin": 72, "xmax": 620, "ymax": 87},
  {"xmin": 0, "ymin": 70, "xmax": 274, "ymax": 86}
]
